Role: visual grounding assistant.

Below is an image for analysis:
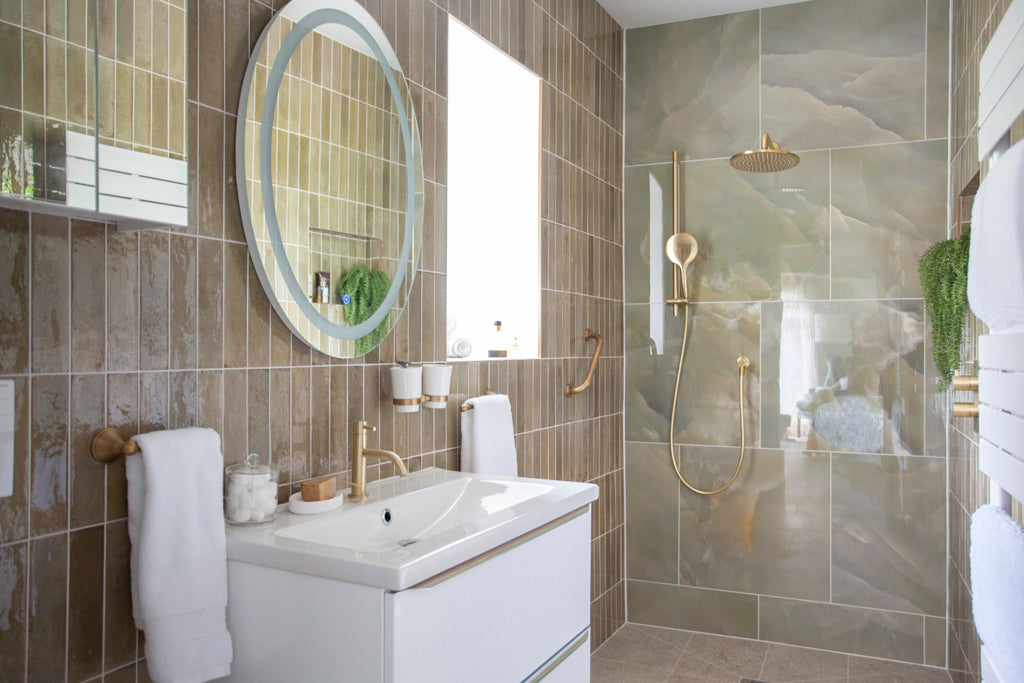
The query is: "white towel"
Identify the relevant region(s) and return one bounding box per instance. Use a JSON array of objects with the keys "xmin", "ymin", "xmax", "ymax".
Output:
[
  {"xmin": 126, "ymin": 427, "xmax": 233, "ymax": 683},
  {"xmin": 970, "ymin": 503, "xmax": 1024, "ymax": 683},
  {"xmin": 460, "ymin": 394, "xmax": 518, "ymax": 476},
  {"xmin": 968, "ymin": 138, "xmax": 1024, "ymax": 334}
]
